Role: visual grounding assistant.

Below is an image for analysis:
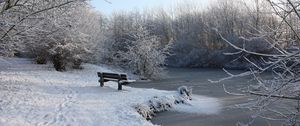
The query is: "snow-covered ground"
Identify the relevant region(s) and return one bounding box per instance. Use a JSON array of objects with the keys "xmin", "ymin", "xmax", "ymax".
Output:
[{"xmin": 0, "ymin": 58, "xmax": 221, "ymax": 126}]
